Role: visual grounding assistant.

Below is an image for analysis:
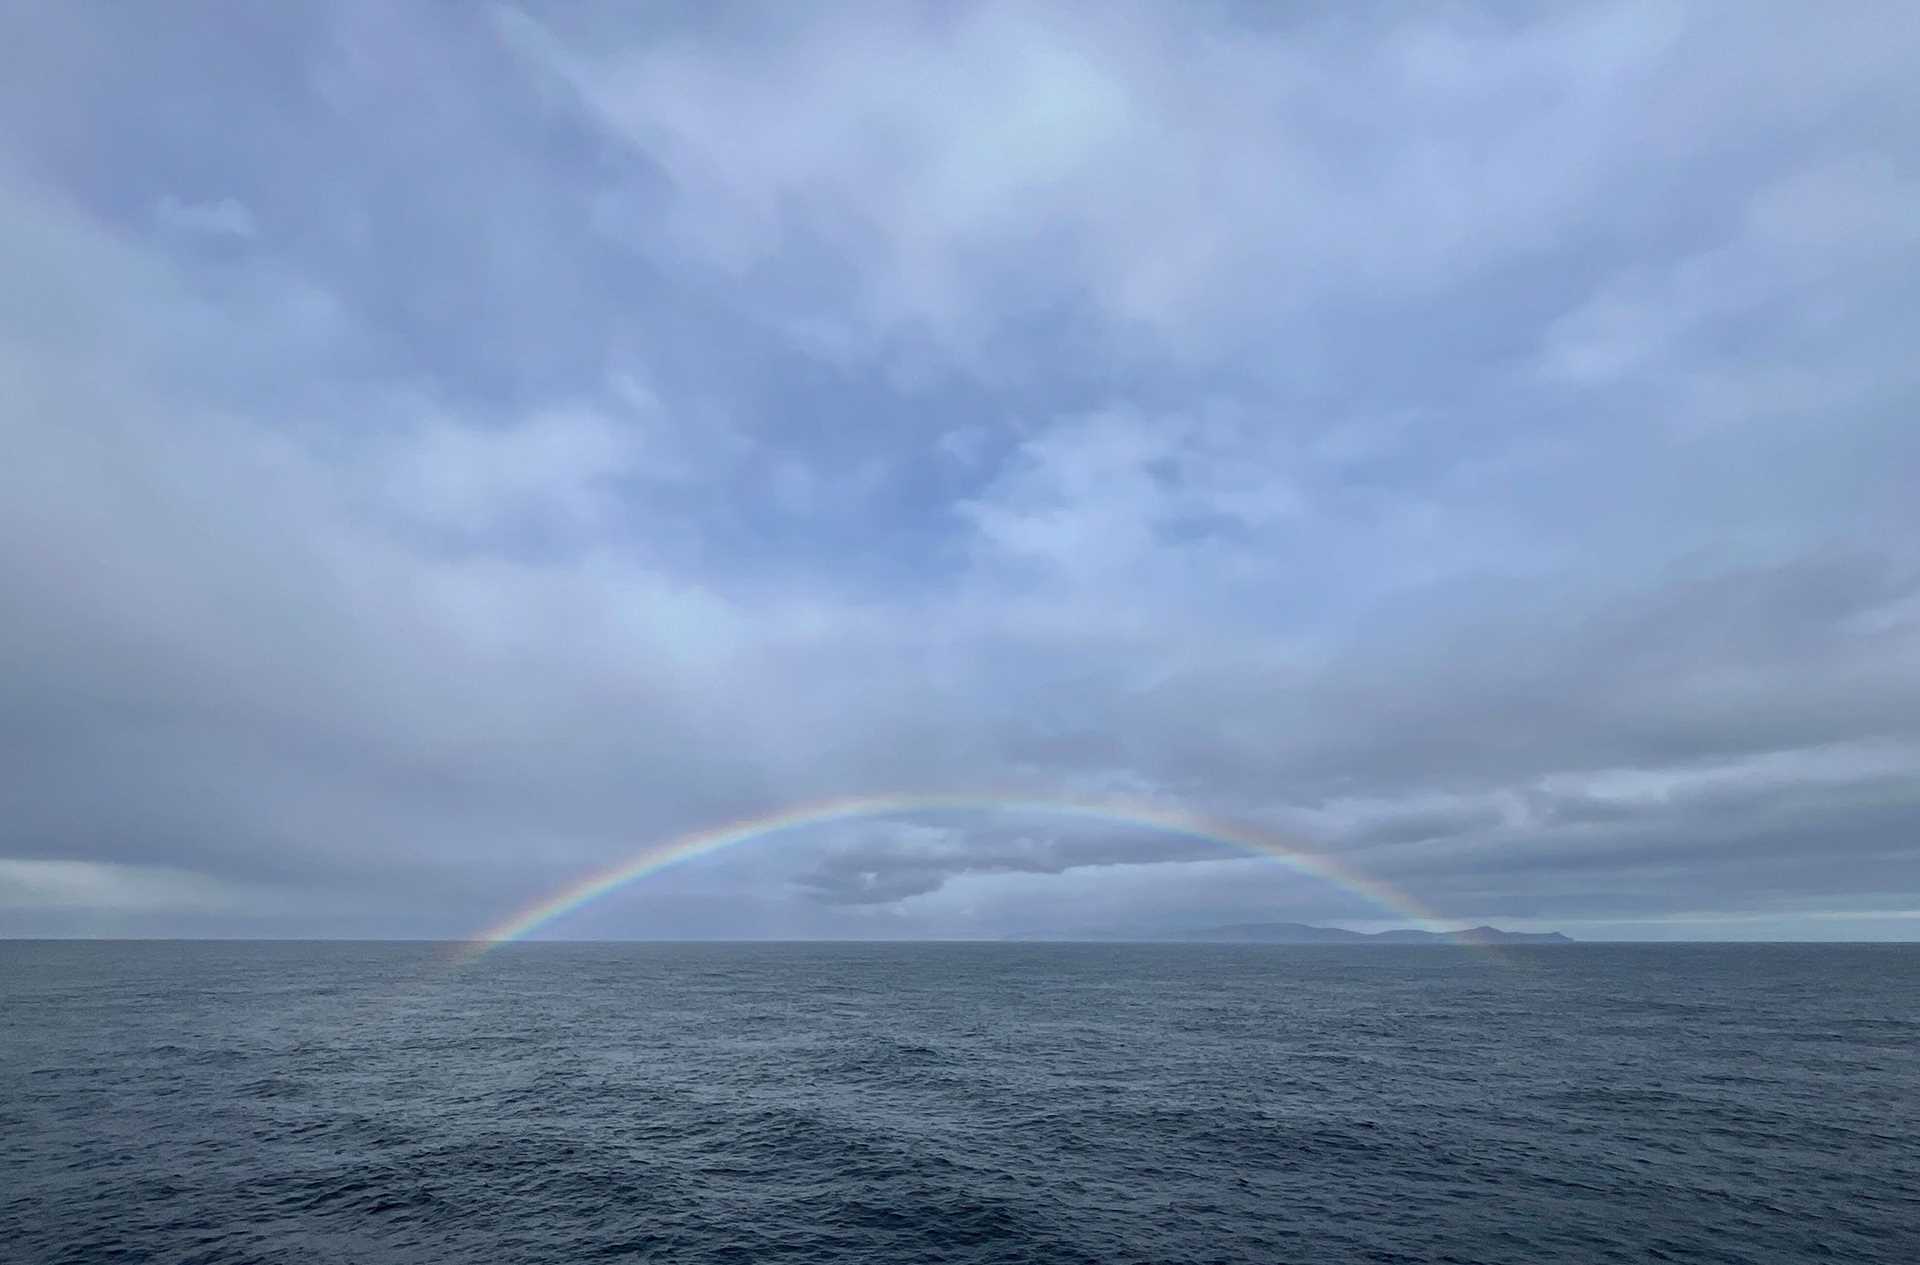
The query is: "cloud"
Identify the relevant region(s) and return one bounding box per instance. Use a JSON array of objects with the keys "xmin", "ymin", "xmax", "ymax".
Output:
[
  {"xmin": 0, "ymin": 1, "xmax": 1916, "ymax": 938},
  {"xmin": 528, "ymin": 3, "xmax": 1916, "ymax": 375},
  {"xmin": 790, "ymin": 818, "xmax": 1235, "ymax": 906},
  {"xmin": 0, "ymin": 860, "xmax": 263, "ymax": 913},
  {"xmin": 375, "ymin": 407, "xmax": 647, "ymax": 541},
  {"xmin": 154, "ymin": 194, "xmax": 257, "ymax": 241}
]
